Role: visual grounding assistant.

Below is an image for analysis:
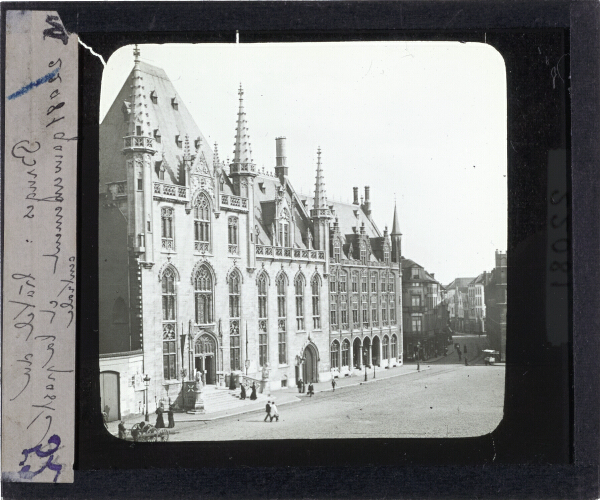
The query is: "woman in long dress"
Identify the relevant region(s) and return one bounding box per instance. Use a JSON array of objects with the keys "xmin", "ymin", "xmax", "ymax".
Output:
[
  {"xmin": 240, "ymin": 384, "xmax": 247, "ymax": 400},
  {"xmin": 250, "ymin": 382, "xmax": 257, "ymax": 400},
  {"xmin": 155, "ymin": 406, "xmax": 165, "ymax": 429}
]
